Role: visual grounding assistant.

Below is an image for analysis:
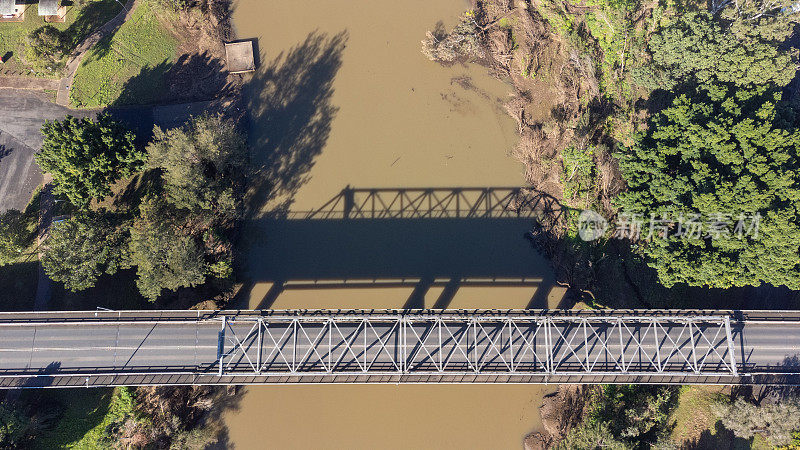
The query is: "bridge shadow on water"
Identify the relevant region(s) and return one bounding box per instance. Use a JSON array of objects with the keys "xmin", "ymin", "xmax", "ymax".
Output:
[
  {"xmin": 239, "ymin": 188, "xmax": 568, "ymax": 309},
  {"xmin": 235, "ymin": 28, "xmax": 567, "ymax": 310}
]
